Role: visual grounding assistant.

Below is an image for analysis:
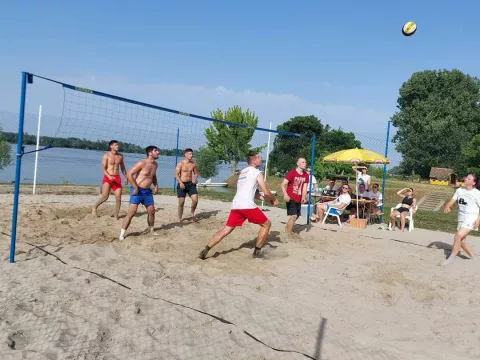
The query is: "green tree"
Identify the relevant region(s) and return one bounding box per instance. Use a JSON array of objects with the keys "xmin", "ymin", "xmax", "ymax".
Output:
[
  {"xmin": 195, "ymin": 146, "xmax": 221, "ymax": 179},
  {"xmin": 391, "ymin": 69, "xmax": 480, "ymax": 178},
  {"xmin": 205, "ymin": 105, "xmax": 265, "ymax": 175},
  {"xmin": 269, "ymin": 115, "xmax": 361, "ymax": 178},
  {"xmin": 0, "ymin": 127, "xmax": 12, "ymax": 170},
  {"xmin": 459, "ymin": 134, "xmax": 480, "ymax": 175}
]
